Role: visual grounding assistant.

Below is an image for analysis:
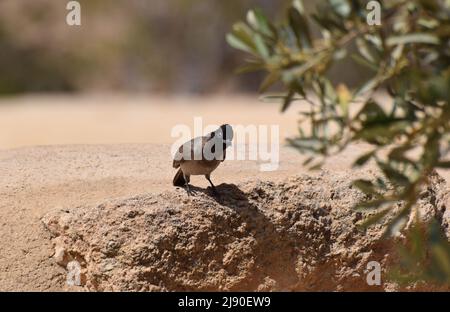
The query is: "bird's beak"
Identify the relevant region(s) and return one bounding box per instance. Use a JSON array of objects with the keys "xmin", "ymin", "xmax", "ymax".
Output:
[{"xmin": 224, "ymin": 139, "xmax": 233, "ymax": 147}]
